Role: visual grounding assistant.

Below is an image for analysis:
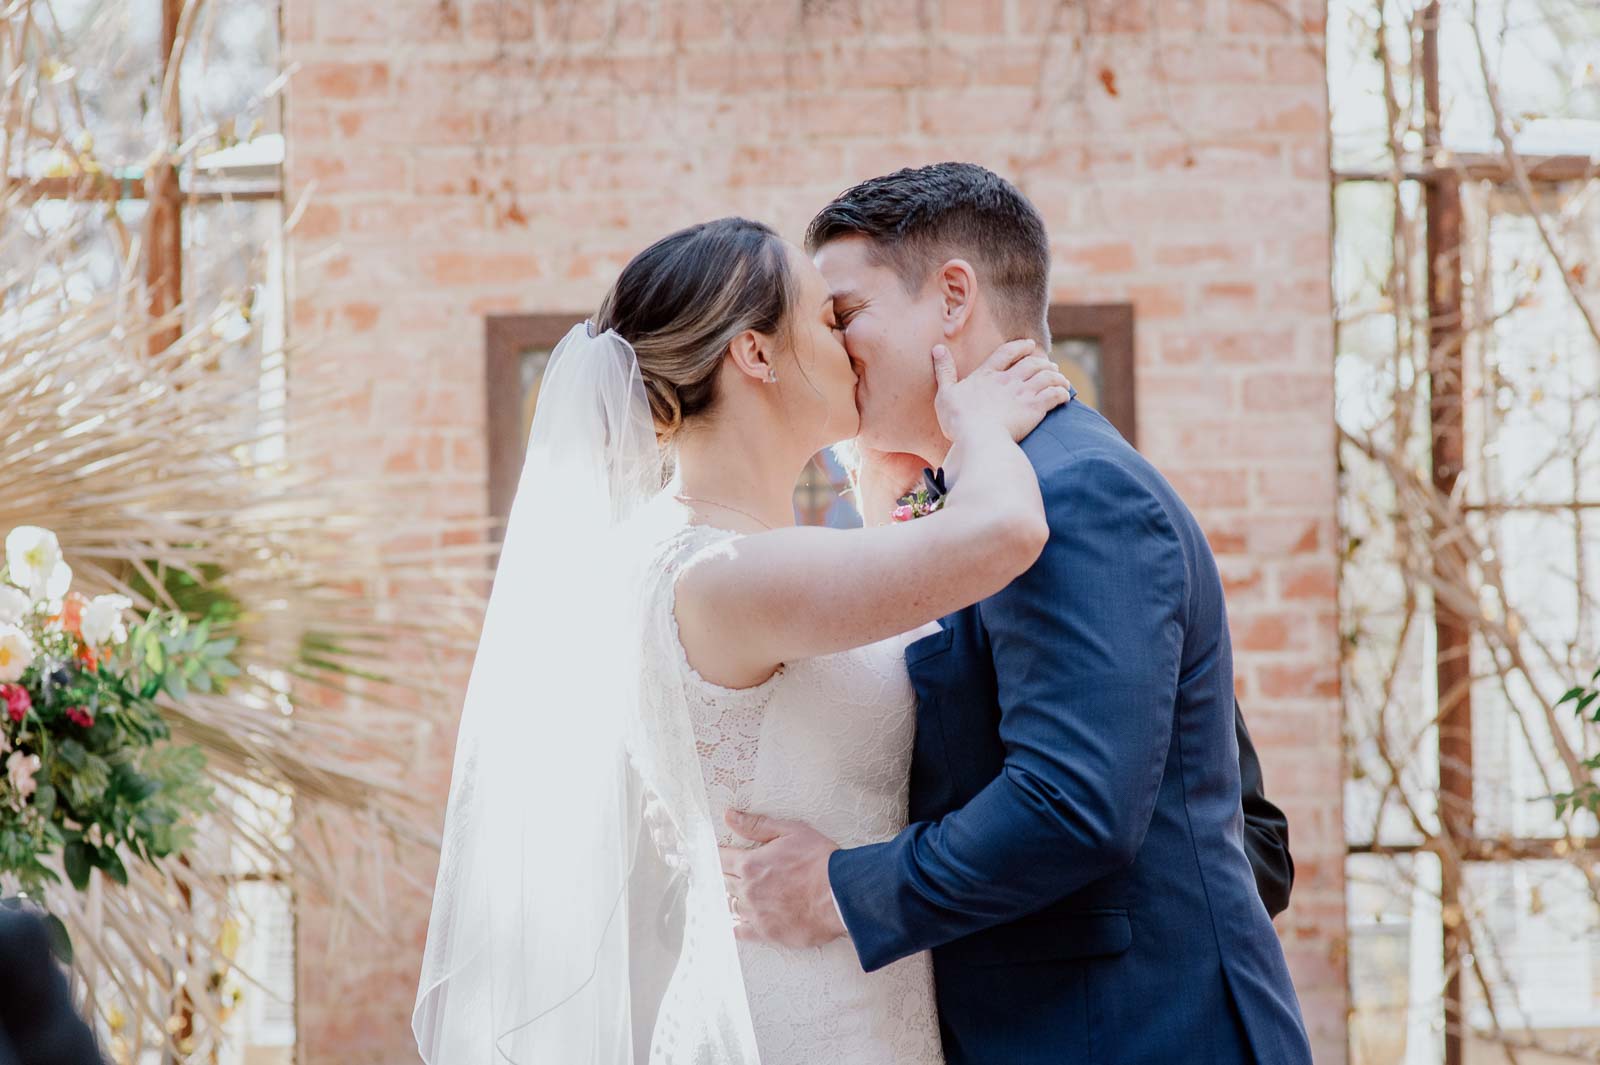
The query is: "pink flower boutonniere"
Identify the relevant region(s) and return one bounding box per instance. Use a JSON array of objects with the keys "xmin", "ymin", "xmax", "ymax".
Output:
[{"xmin": 892, "ymin": 467, "xmax": 949, "ymax": 523}]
